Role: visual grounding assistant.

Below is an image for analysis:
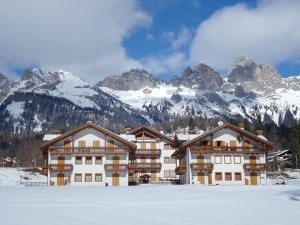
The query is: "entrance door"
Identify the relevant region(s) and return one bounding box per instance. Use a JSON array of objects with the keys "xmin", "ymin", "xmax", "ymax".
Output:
[
  {"xmin": 151, "ymin": 143, "xmax": 156, "ymax": 150},
  {"xmin": 243, "ymin": 140, "xmax": 250, "ymax": 148},
  {"xmin": 140, "ymin": 142, "xmax": 146, "ymax": 149},
  {"xmin": 208, "ymin": 172, "xmax": 212, "ymax": 185},
  {"xmin": 197, "ymin": 155, "xmax": 204, "ymax": 163},
  {"xmin": 107, "ymin": 140, "xmax": 114, "ymax": 148},
  {"xmin": 58, "ymin": 156, "xmax": 65, "ymax": 164},
  {"xmin": 198, "ymin": 172, "xmax": 205, "ymax": 184},
  {"xmin": 230, "ymin": 140, "xmax": 237, "ymax": 151},
  {"xmin": 113, "ymin": 156, "xmax": 119, "ymax": 164},
  {"xmin": 112, "ymin": 173, "xmax": 119, "ymax": 186},
  {"xmin": 57, "ymin": 174, "xmax": 64, "ymax": 186},
  {"xmin": 141, "ymin": 156, "xmax": 146, "ymax": 163},
  {"xmin": 151, "ymin": 170, "xmax": 156, "ymax": 182},
  {"xmin": 64, "ymin": 140, "xmax": 71, "ymax": 148},
  {"xmin": 250, "ymin": 172, "xmax": 257, "ymax": 185},
  {"xmin": 250, "ymin": 156, "xmax": 256, "ymax": 164}
]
